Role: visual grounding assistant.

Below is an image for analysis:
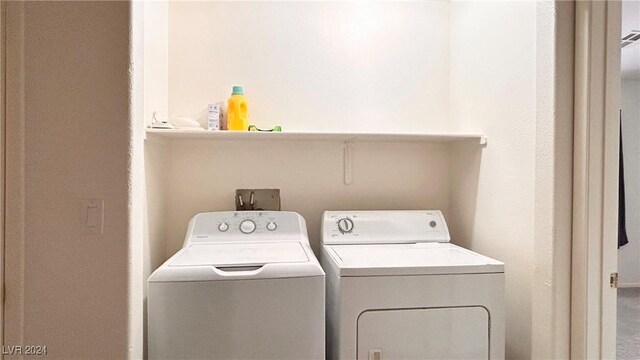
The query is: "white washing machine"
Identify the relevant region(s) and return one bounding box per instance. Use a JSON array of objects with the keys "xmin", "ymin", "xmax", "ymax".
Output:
[
  {"xmin": 148, "ymin": 211, "xmax": 325, "ymax": 360},
  {"xmin": 321, "ymin": 210, "xmax": 505, "ymax": 360}
]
